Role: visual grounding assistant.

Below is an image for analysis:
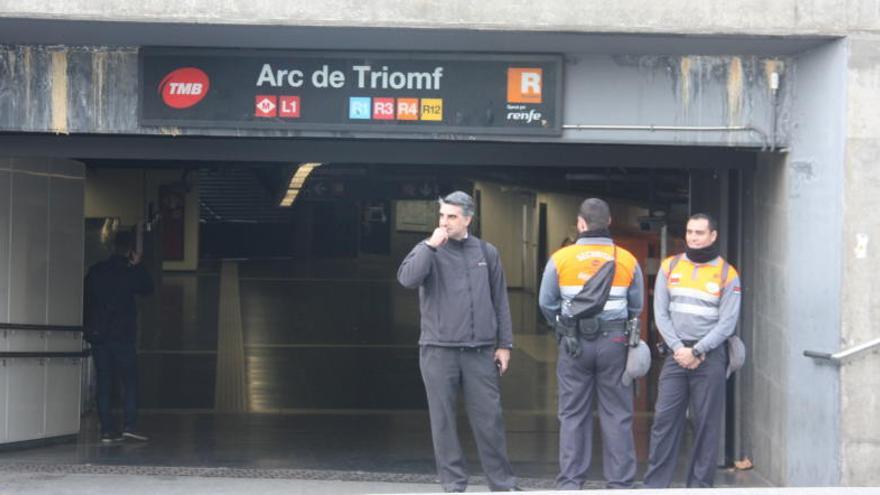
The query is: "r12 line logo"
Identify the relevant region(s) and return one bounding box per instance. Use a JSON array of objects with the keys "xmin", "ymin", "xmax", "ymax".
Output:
[{"xmin": 158, "ymin": 67, "xmax": 210, "ymax": 109}]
